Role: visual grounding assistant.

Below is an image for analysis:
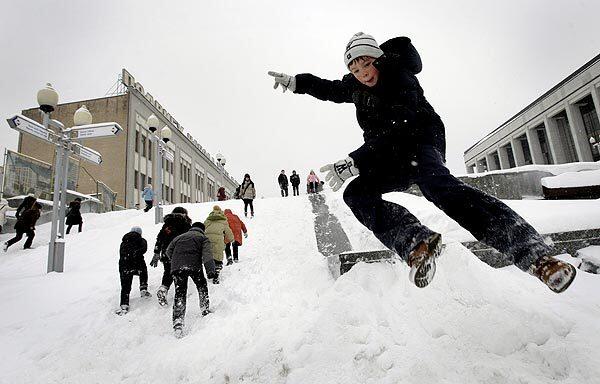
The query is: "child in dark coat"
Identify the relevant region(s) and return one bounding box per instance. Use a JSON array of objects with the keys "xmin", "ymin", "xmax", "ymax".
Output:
[
  {"xmin": 150, "ymin": 207, "xmax": 192, "ymax": 306},
  {"xmin": 116, "ymin": 226, "xmax": 151, "ymax": 315},
  {"xmin": 166, "ymin": 222, "xmax": 216, "ymax": 338},
  {"xmin": 3, "ymin": 202, "xmax": 42, "ymax": 251},
  {"xmin": 65, "ymin": 198, "xmax": 83, "ymax": 234},
  {"xmin": 268, "ymin": 32, "xmax": 576, "ymax": 293}
]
